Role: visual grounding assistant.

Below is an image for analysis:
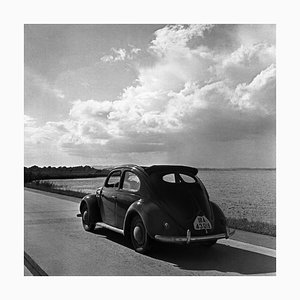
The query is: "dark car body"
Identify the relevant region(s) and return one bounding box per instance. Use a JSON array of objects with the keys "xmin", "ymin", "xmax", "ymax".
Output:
[{"xmin": 79, "ymin": 164, "xmax": 235, "ymax": 253}]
